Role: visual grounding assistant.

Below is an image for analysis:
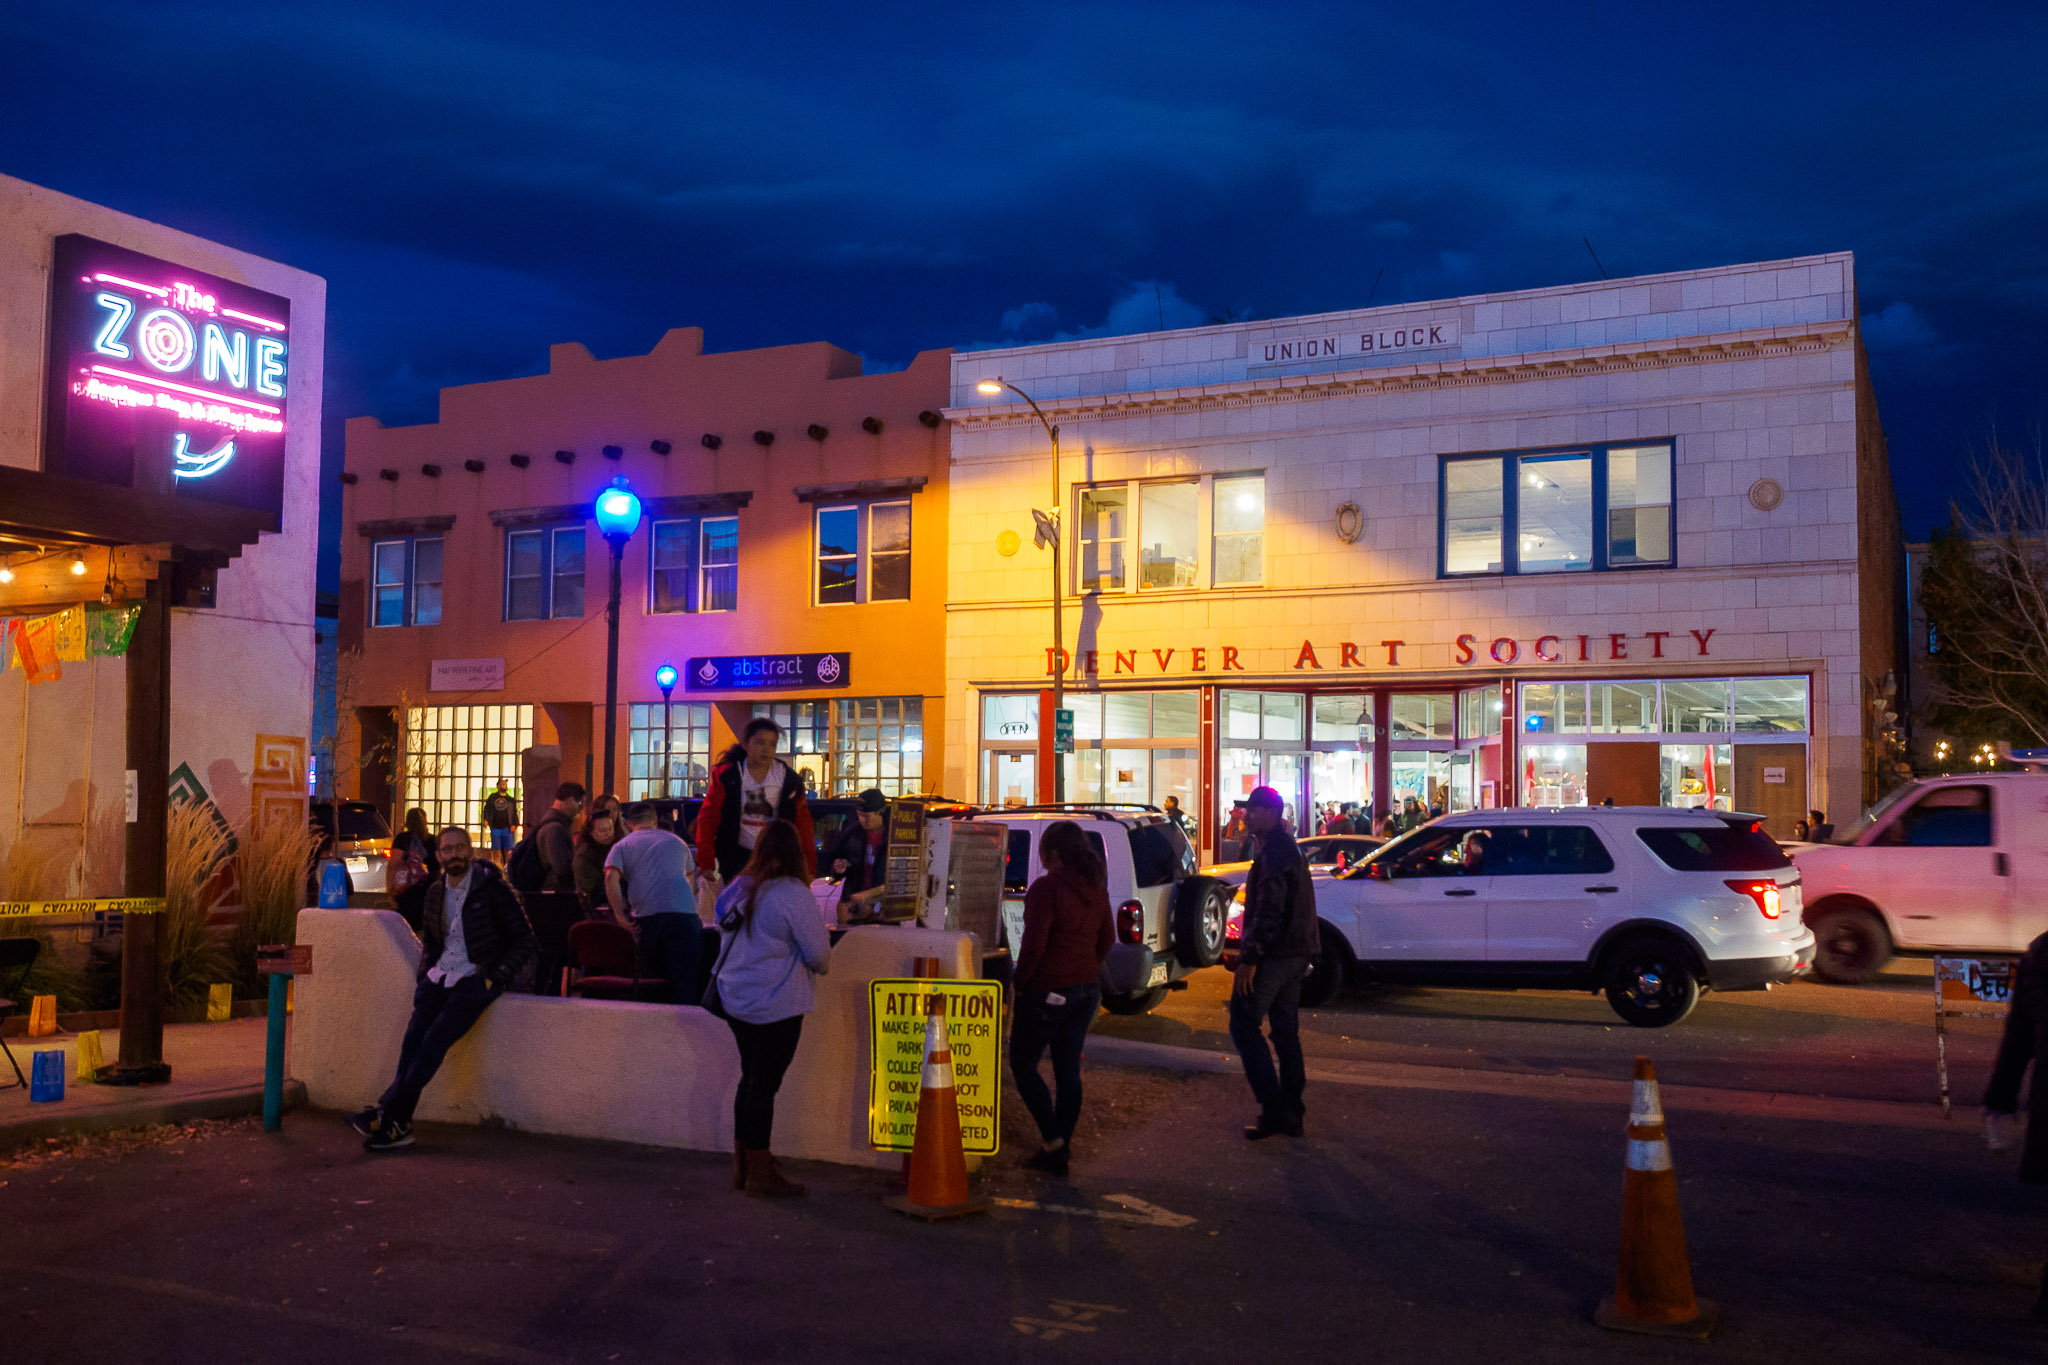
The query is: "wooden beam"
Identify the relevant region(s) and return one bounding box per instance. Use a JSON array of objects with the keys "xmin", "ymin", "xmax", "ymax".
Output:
[
  {"xmin": 0, "ymin": 465, "xmax": 276, "ymax": 558},
  {"xmin": 115, "ymin": 573, "xmax": 171, "ymax": 1082},
  {"xmin": 0, "ymin": 543, "xmax": 173, "ymax": 613}
]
